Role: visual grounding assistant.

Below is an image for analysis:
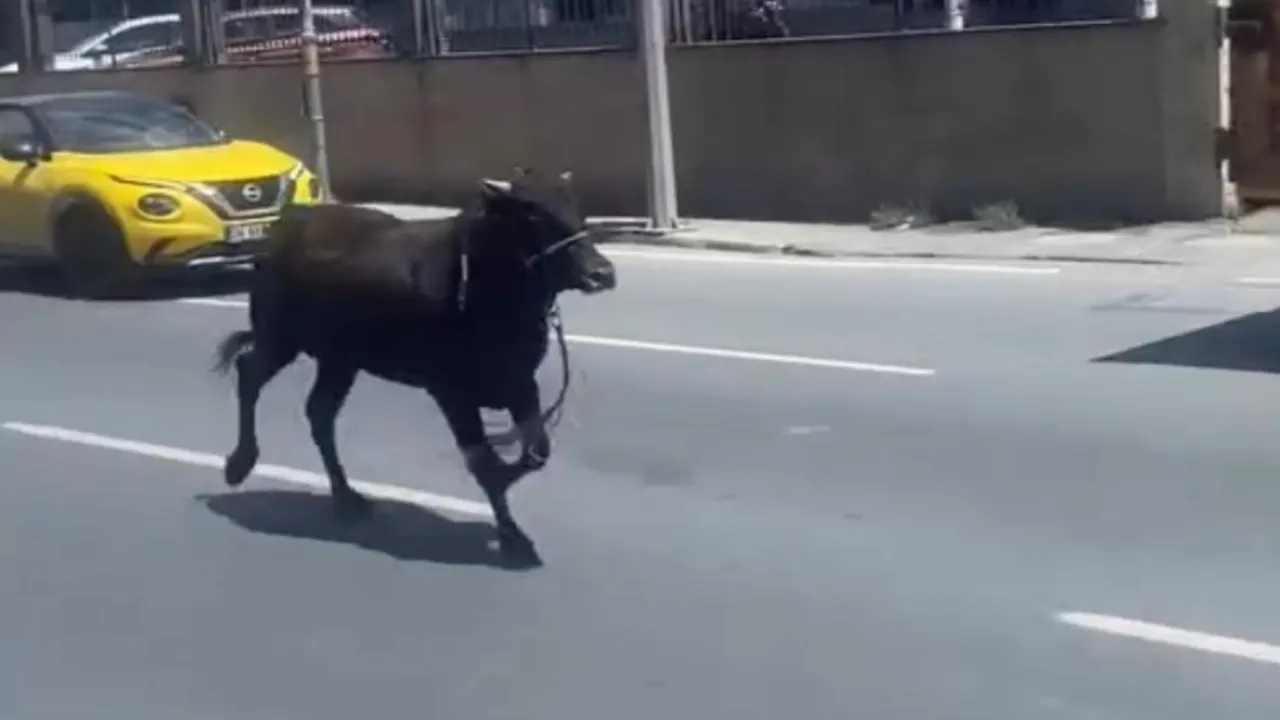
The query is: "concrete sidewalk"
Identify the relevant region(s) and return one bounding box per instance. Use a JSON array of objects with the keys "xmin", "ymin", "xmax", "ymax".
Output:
[{"xmin": 360, "ymin": 202, "xmax": 1280, "ymax": 267}]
